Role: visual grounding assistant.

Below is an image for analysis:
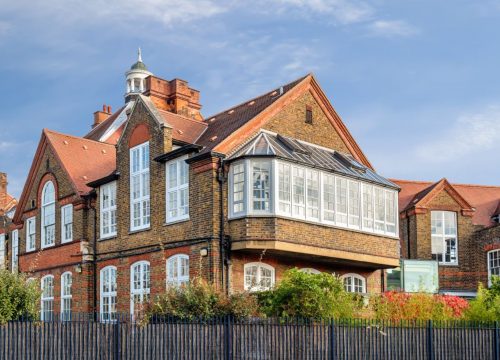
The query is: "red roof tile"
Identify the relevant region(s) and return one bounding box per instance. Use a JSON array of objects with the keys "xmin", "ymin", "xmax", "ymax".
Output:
[
  {"xmin": 45, "ymin": 129, "xmax": 116, "ymax": 195},
  {"xmin": 156, "ymin": 109, "xmax": 207, "ymax": 144},
  {"xmin": 392, "ymin": 179, "xmax": 500, "ymax": 227}
]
